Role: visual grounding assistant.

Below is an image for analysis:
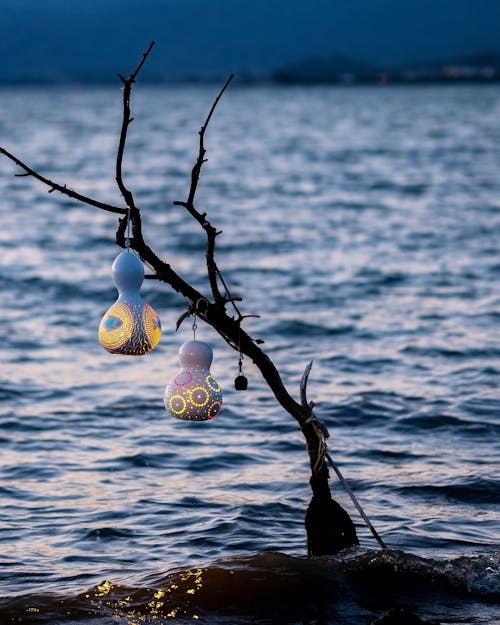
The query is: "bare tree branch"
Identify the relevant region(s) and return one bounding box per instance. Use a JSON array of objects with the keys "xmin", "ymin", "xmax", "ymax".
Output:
[
  {"xmin": 0, "ymin": 147, "xmax": 126, "ymax": 214},
  {"xmin": 300, "ymin": 361, "xmax": 314, "ymax": 408},
  {"xmin": 111, "ymin": 43, "xmax": 216, "ymax": 310},
  {"xmin": 116, "ymin": 40, "xmax": 156, "ymax": 221},
  {"xmin": 187, "ymin": 73, "xmax": 234, "ymax": 208},
  {"xmin": 173, "ymin": 74, "xmax": 234, "ymax": 305}
]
